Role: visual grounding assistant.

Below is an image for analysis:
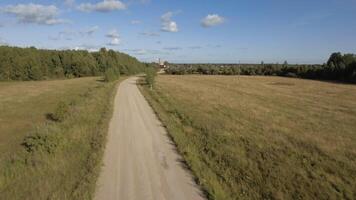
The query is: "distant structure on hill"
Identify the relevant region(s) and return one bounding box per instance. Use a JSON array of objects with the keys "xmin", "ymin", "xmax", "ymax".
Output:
[
  {"xmin": 157, "ymin": 58, "xmax": 167, "ymax": 68},
  {"xmin": 155, "ymin": 58, "xmax": 168, "ymax": 74}
]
